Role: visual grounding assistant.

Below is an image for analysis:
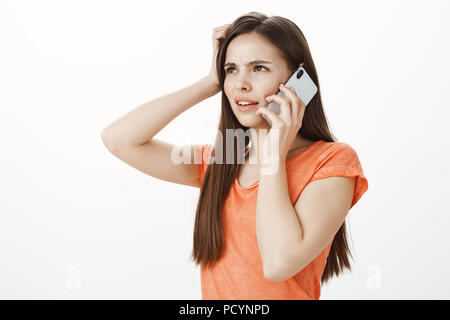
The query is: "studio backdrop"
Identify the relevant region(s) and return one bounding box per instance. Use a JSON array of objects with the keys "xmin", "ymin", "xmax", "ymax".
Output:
[{"xmin": 1, "ymin": 0, "xmax": 449, "ymax": 299}]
